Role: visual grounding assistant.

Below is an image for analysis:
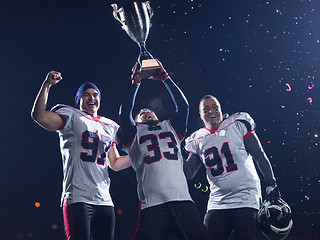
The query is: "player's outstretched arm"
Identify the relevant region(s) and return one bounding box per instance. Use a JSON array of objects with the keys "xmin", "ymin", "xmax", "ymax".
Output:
[
  {"xmin": 107, "ymin": 145, "xmax": 131, "ymax": 171},
  {"xmin": 118, "ymin": 66, "xmax": 140, "ymax": 146},
  {"xmin": 163, "ymin": 78, "xmax": 189, "ymax": 131},
  {"xmin": 31, "ymin": 71, "xmax": 64, "ymax": 131},
  {"xmin": 149, "ymin": 61, "xmax": 189, "ymax": 136}
]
